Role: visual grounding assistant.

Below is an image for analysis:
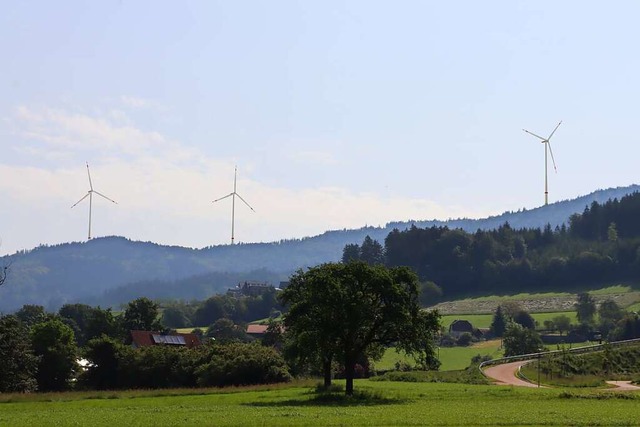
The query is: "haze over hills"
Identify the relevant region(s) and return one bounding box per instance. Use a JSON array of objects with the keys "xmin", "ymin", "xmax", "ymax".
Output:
[{"xmin": 1, "ymin": 184, "xmax": 638, "ymax": 312}]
